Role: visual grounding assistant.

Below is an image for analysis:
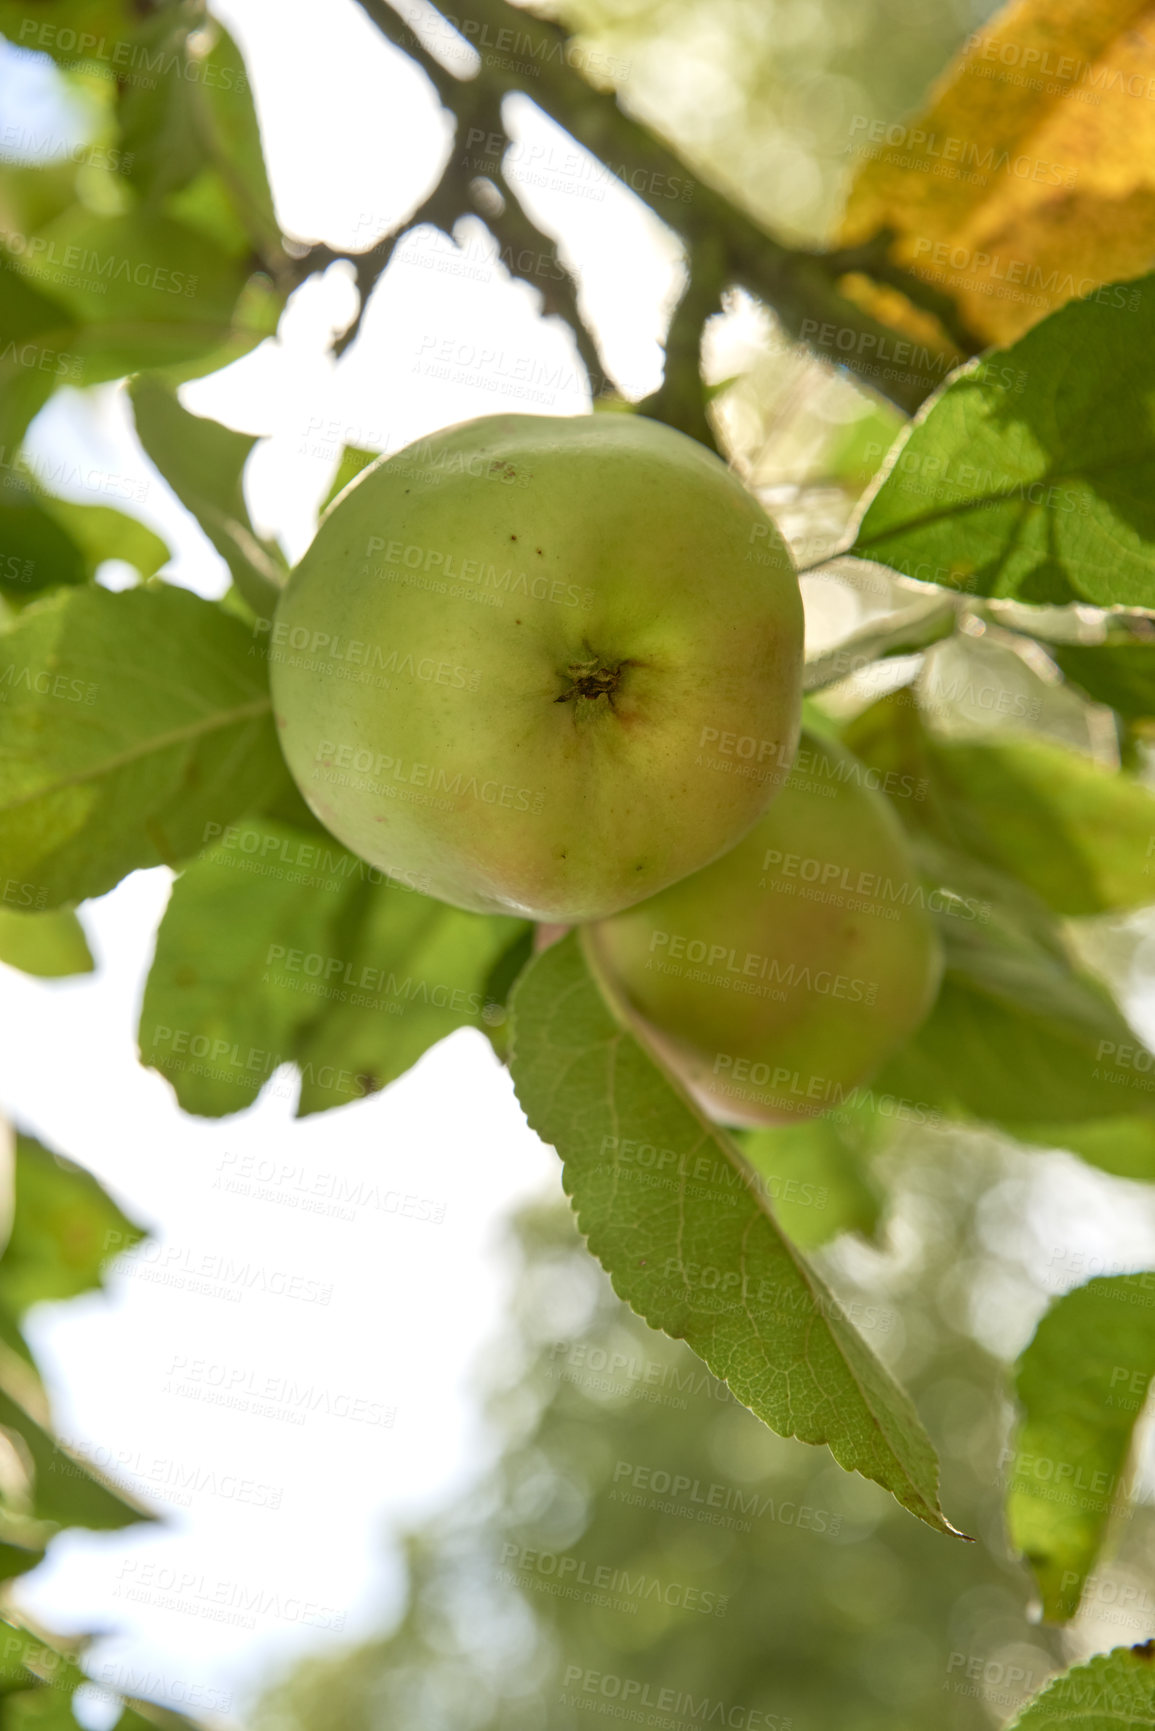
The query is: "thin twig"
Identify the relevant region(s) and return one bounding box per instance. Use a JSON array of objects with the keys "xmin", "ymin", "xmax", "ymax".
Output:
[
  {"xmin": 314, "ymin": 0, "xmax": 986, "ymax": 422},
  {"xmin": 373, "ymin": 0, "xmax": 984, "ymax": 410}
]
